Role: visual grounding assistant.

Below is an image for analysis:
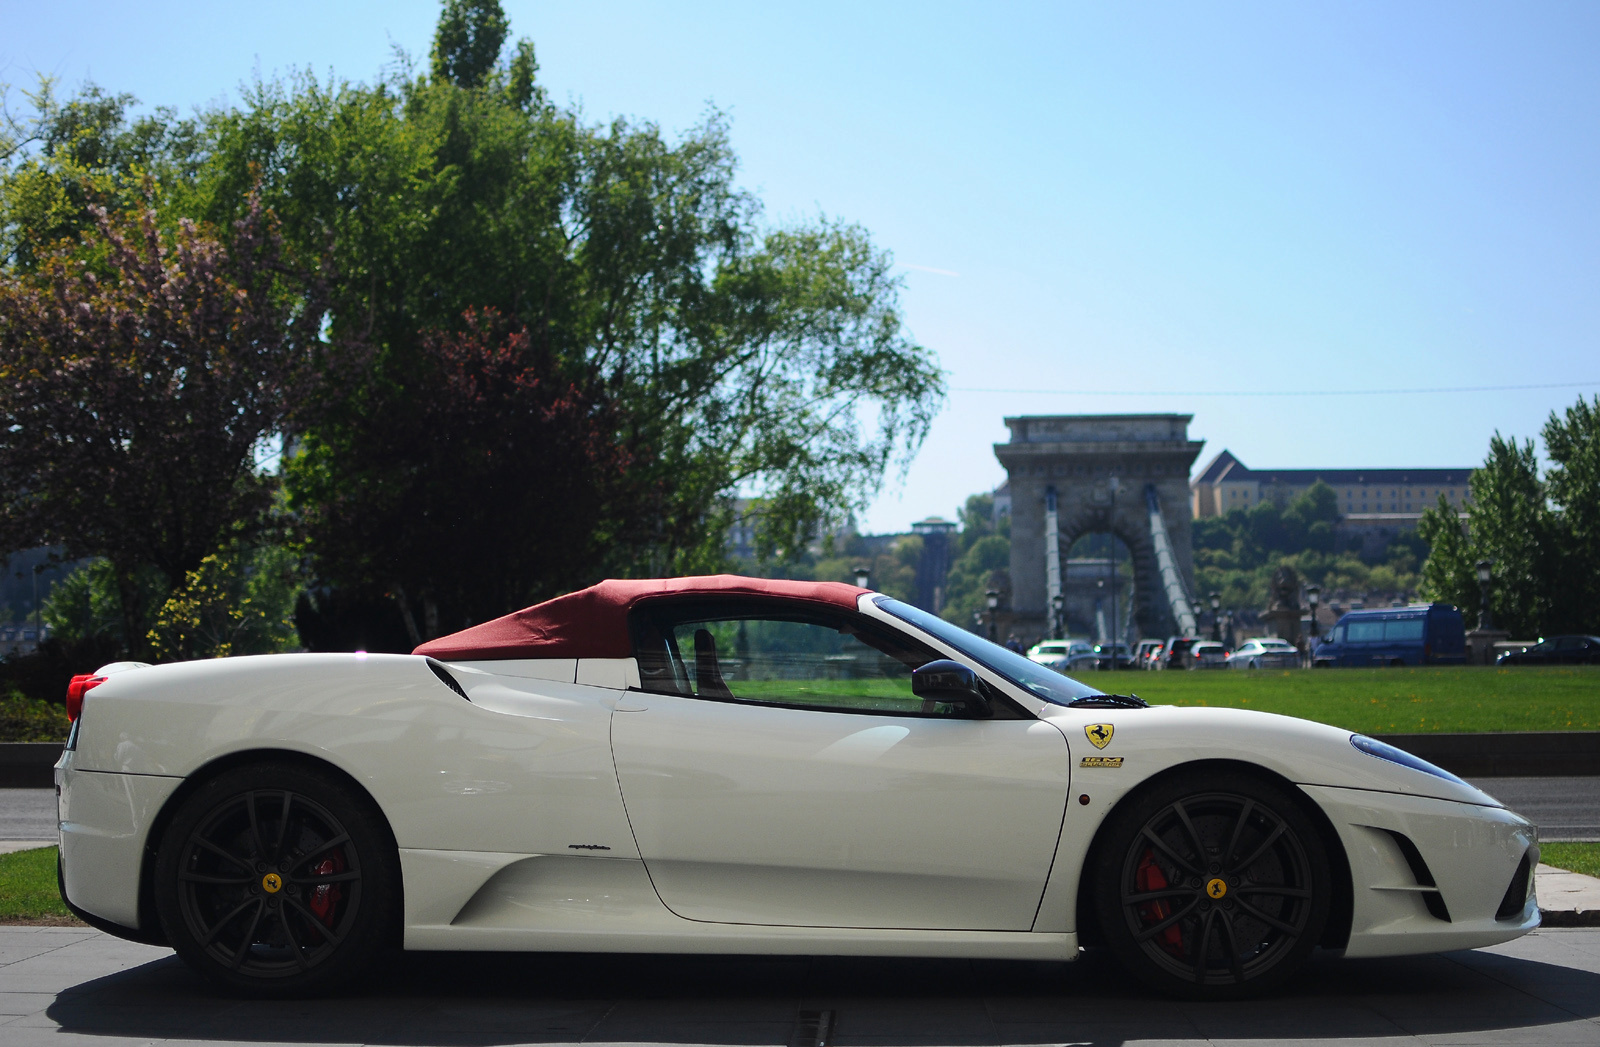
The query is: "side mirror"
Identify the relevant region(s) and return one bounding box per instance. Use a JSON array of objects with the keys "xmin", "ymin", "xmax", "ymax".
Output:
[{"xmin": 912, "ymin": 659, "xmax": 990, "ymax": 713}]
